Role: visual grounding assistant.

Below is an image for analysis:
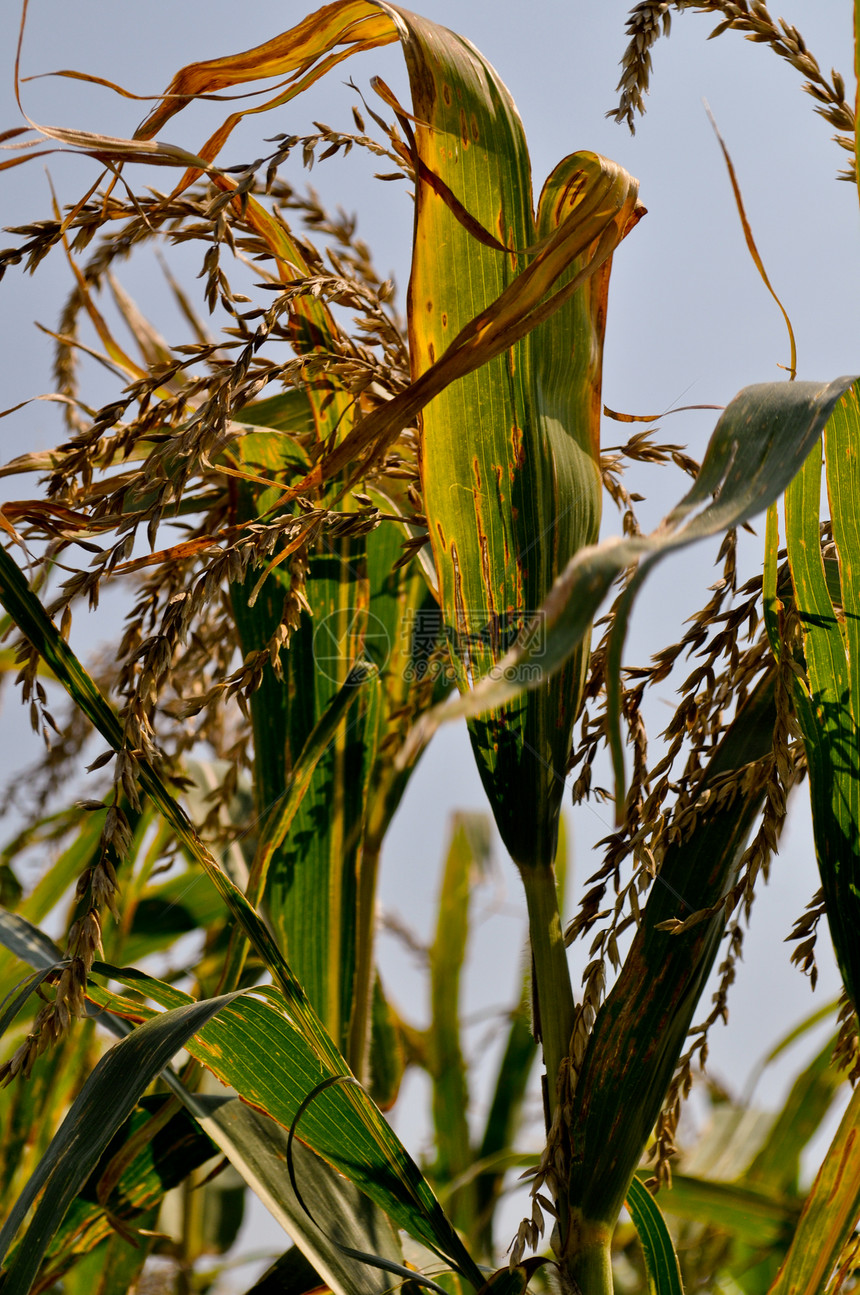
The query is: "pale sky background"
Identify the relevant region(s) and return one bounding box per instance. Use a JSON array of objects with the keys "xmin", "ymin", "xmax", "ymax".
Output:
[{"xmin": 1, "ymin": 1, "xmax": 859, "ymax": 1285}]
